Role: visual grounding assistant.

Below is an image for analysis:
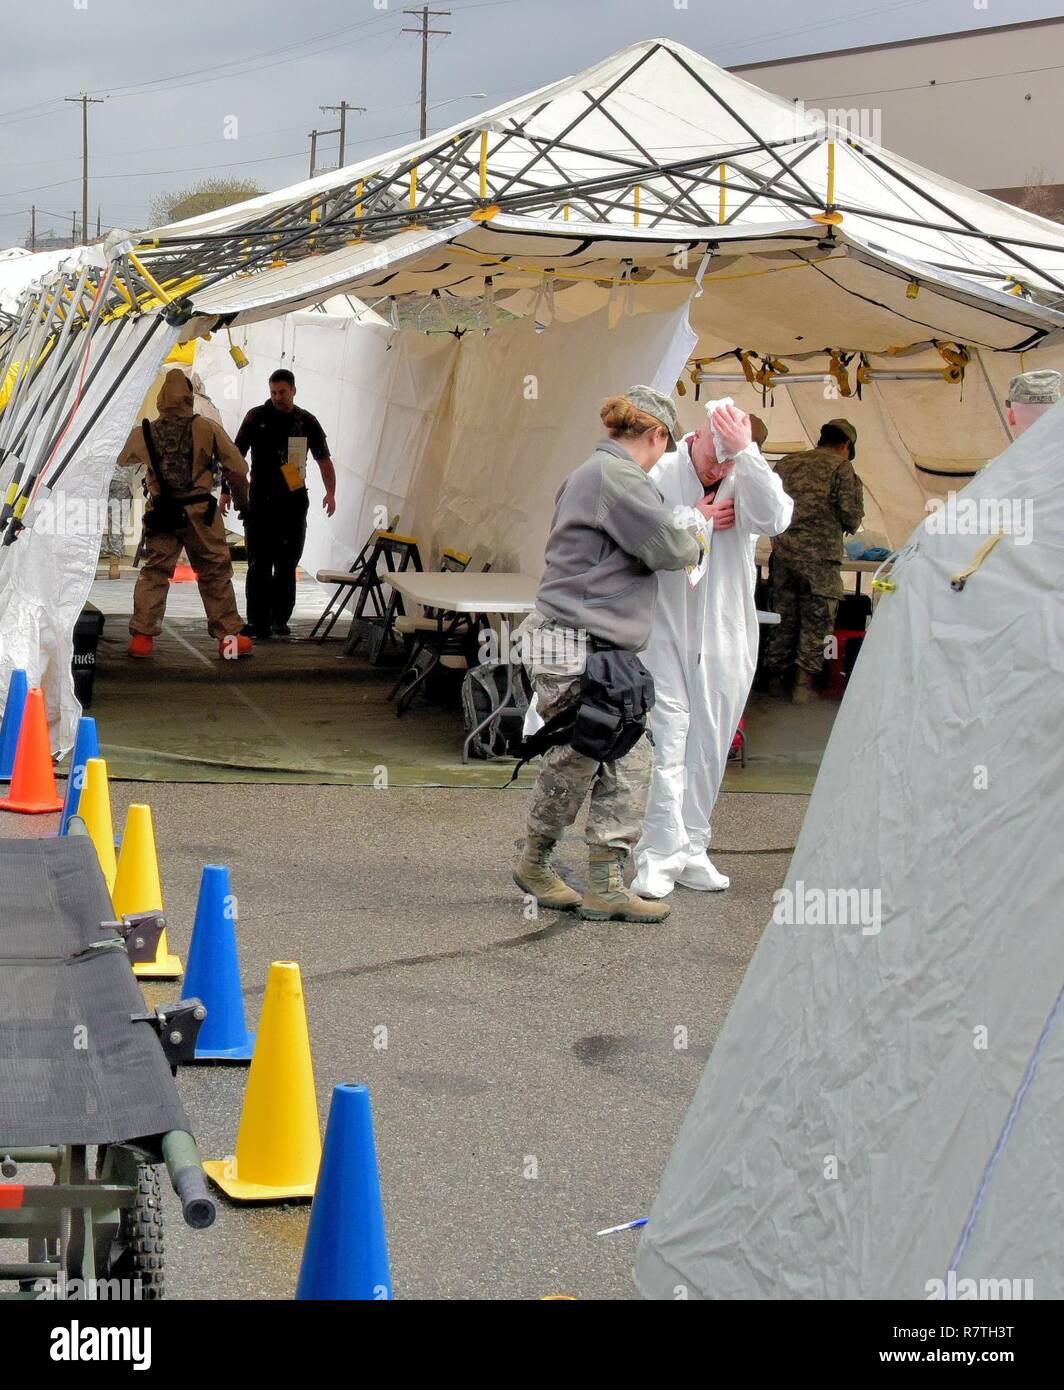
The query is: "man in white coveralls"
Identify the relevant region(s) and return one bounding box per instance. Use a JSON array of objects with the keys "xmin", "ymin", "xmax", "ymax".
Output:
[{"xmin": 633, "ymin": 401, "xmax": 793, "ymax": 898}]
